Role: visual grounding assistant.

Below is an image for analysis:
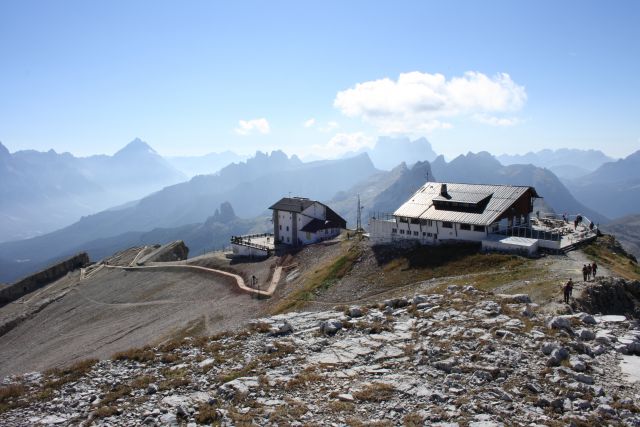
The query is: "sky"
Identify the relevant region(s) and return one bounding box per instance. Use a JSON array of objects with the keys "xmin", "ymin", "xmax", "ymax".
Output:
[{"xmin": 1, "ymin": 1, "xmax": 639, "ymax": 160}]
